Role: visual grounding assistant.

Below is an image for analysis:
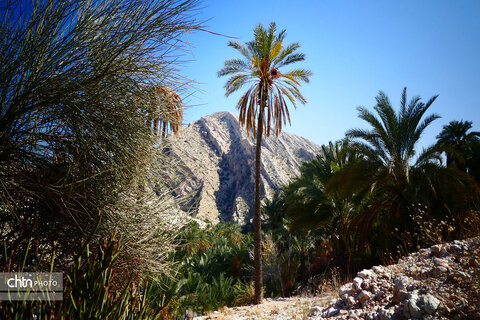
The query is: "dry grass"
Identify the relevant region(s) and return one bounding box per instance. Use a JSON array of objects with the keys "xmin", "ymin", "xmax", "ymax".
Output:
[{"xmin": 195, "ymin": 296, "xmax": 333, "ymax": 320}]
